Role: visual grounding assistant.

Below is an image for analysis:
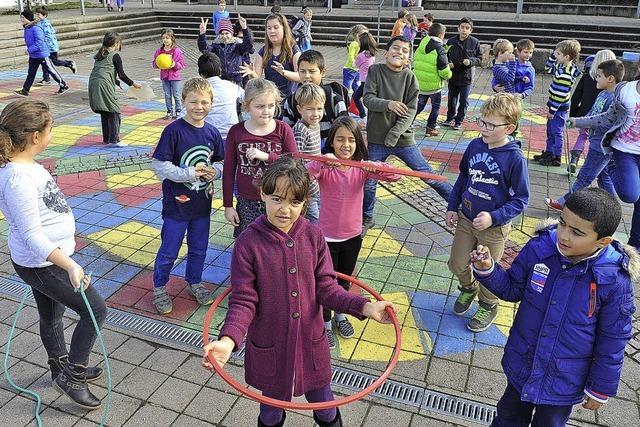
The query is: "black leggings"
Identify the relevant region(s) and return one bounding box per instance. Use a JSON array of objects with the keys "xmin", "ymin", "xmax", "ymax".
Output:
[
  {"xmin": 323, "ymin": 235, "xmax": 363, "ymax": 322},
  {"xmin": 97, "ymin": 111, "xmax": 121, "ymax": 144}
]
